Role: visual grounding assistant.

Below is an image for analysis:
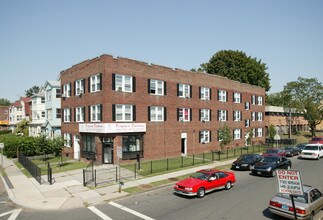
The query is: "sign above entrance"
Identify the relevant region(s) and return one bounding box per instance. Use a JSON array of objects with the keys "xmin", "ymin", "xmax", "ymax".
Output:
[{"xmin": 79, "ymin": 123, "xmax": 146, "ymax": 133}]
